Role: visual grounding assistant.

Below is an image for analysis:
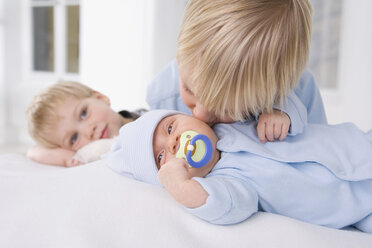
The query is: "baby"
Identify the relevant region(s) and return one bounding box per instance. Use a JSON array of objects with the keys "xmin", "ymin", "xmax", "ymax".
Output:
[
  {"xmin": 106, "ymin": 109, "xmax": 372, "ymax": 233},
  {"xmin": 26, "ymin": 81, "xmax": 141, "ymax": 167}
]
